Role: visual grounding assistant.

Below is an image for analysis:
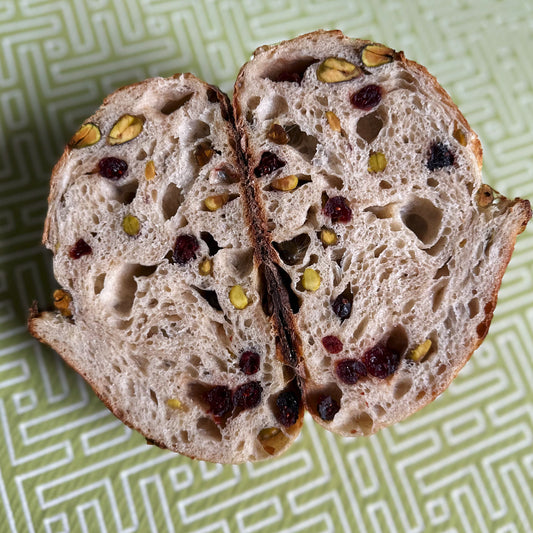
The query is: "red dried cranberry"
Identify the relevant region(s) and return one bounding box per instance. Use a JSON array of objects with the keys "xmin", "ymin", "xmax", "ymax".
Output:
[
  {"xmin": 239, "ymin": 351, "xmax": 260, "ymax": 375},
  {"xmin": 321, "ymin": 336, "xmax": 343, "ymax": 354},
  {"xmin": 323, "ymin": 196, "xmax": 352, "ymax": 223},
  {"xmin": 362, "ymin": 344, "xmax": 400, "ymax": 379},
  {"xmin": 172, "ymin": 234, "xmax": 199, "ymax": 264},
  {"xmin": 351, "ymin": 84, "xmax": 383, "ymax": 111},
  {"xmin": 332, "ymin": 294, "xmax": 352, "ymax": 320},
  {"xmin": 69, "ymin": 238, "xmax": 92, "ymax": 259},
  {"xmin": 233, "ymin": 381, "xmax": 262, "ymax": 410},
  {"xmin": 254, "ymin": 151, "xmax": 285, "ymax": 177},
  {"xmin": 427, "ymin": 142, "xmax": 454, "ymax": 171},
  {"xmin": 98, "ymin": 157, "xmax": 128, "ymax": 180},
  {"xmin": 317, "ymin": 395, "xmax": 340, "ymax": 421},
  {"xmin": 206, "ymin": 386, "xmax": 233, "ymax": 418},
  {"xmin": 335, "ymin": 358, "xmax": 367, "ymax": 385},
  {"xmin": 276, "ymin": 390, "xmax": 300, "ymax": 427}
]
